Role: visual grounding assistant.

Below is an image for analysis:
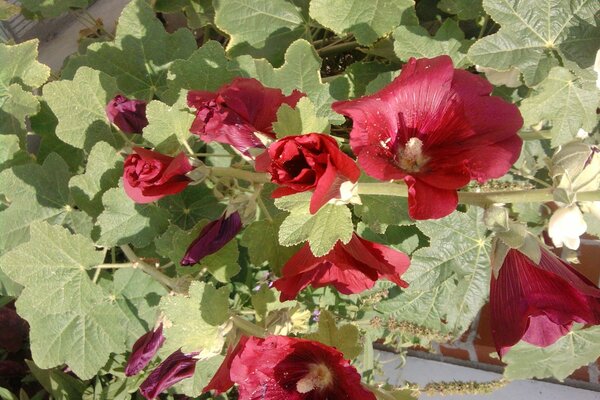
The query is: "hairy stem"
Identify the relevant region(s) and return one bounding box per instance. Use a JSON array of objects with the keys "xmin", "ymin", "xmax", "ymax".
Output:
[
  {"xmin": 231, "ymin": 315, "xmax": 267, "ymax": 338},
  {"xmin": 210, "ymin": 166, "xmax": 271, "ymax": 183},
  {"xmin": 318, "ymin": 40, "xmax": 360, "ymax": 56},
  {"xmin": 120, "ymin": 245, "xmax": 179, "ymax": 291}
]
